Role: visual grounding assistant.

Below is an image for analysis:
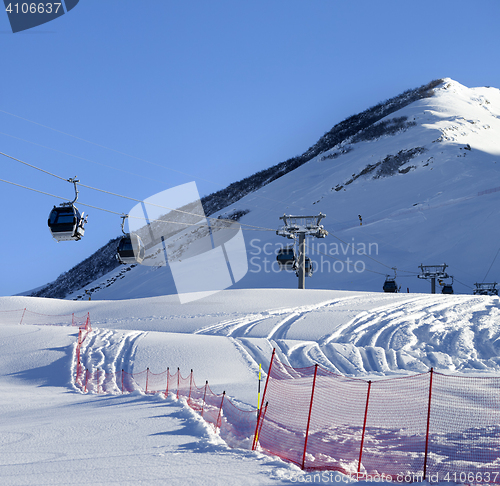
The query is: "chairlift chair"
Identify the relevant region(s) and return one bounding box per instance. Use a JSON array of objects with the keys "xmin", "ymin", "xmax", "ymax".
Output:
[
  {"xmin": 47, "ymin": 178, "xmax": 87, "ymax": 242},
  {"xmin": 117, "ymin": 215, "xmax": 145, "ymax": 265}
]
